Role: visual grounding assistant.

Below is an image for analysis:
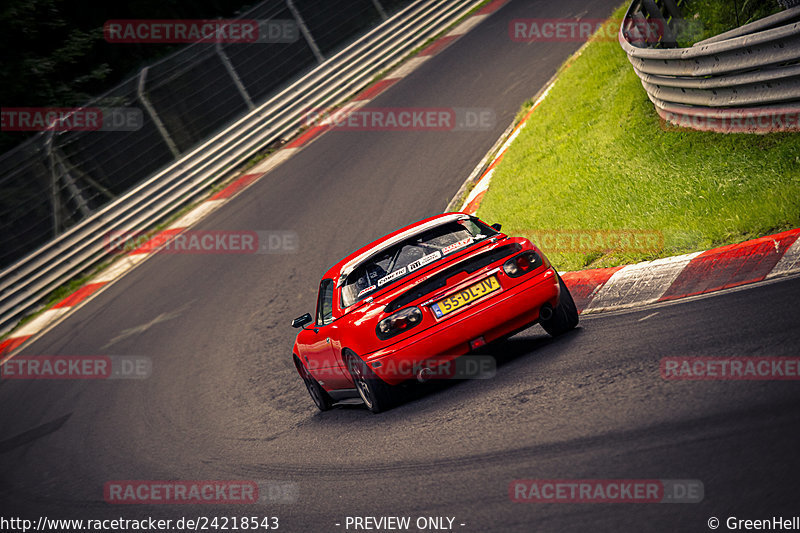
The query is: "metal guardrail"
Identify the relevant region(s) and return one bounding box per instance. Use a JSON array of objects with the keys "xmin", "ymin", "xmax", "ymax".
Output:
[
  {"xmin": 619, "ymin": 1, "xmax": 800, "ymax": 132},
  {"xmin": 1, "ymin": 0, "xmax": 394, "ymax": 269},
  {"xmin": 0, "ymin": 0, "xmax": 485, "ymax": 336}
]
